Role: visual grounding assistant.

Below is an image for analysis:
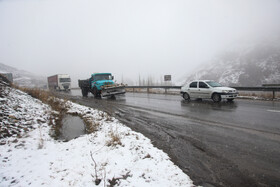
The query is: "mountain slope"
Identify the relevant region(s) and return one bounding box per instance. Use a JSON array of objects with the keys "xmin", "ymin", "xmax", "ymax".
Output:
[
  {"xmin": 0, "ymin": 63, "xmax": 46, "ymax": 87},
  {"xmin": 184, "ymin": 41, "xmax": 280, "ymax": 86}
]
